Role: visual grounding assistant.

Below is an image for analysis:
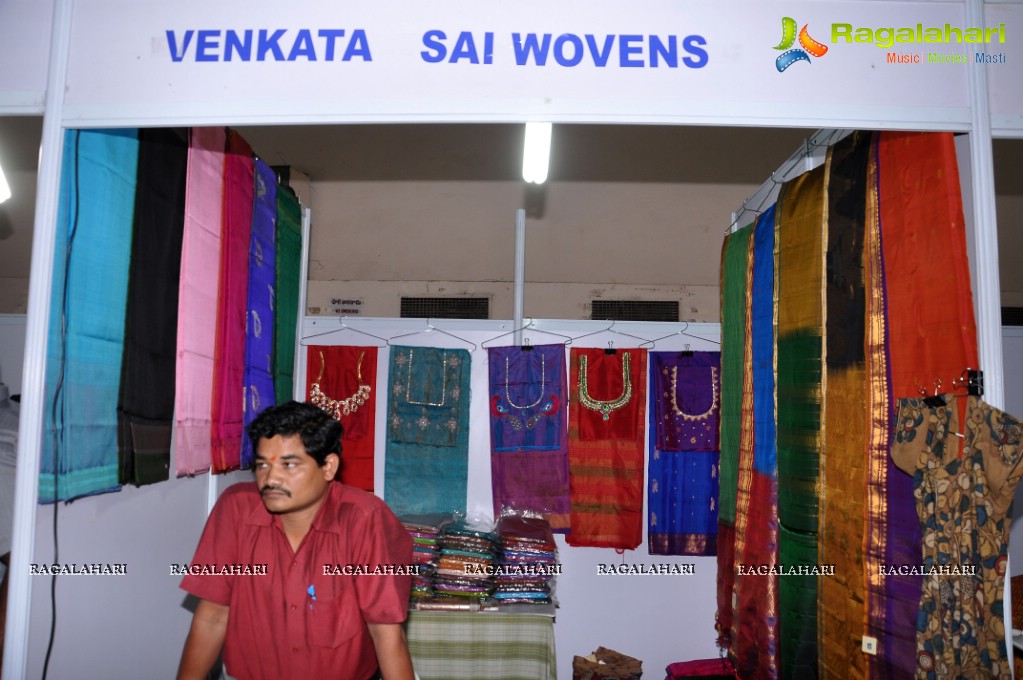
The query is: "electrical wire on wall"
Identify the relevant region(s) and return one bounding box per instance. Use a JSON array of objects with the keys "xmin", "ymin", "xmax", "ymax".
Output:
[{"xmin": 42, "ymin": 129, "xmax": 80, "ymax": 680}]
